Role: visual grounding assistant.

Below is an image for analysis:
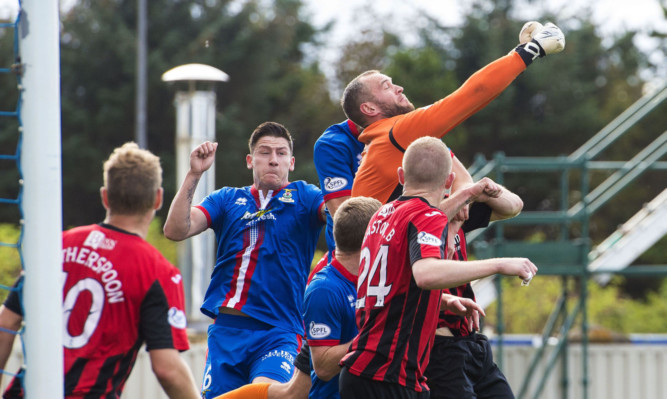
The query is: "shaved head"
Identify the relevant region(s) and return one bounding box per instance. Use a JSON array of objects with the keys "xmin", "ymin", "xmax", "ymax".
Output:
[{"xmin": 402, "ymin": 137, "xmax": 452, "ymax": 189}]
